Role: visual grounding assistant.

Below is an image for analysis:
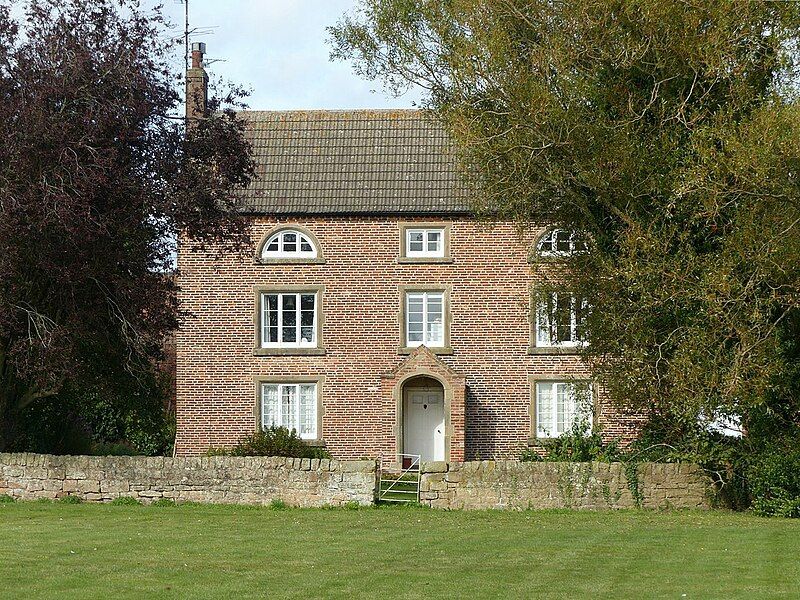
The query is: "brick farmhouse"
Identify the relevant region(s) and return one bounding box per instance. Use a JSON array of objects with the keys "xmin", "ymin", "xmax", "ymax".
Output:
[{"xmin": 175, "ymin": 45, "xmax": 638, "ymax": 460}]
